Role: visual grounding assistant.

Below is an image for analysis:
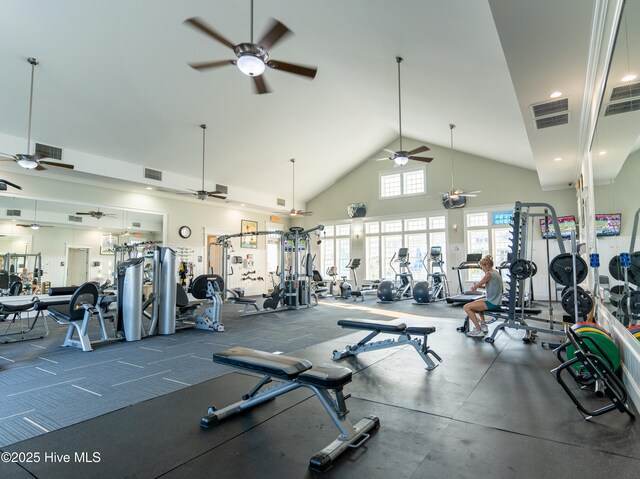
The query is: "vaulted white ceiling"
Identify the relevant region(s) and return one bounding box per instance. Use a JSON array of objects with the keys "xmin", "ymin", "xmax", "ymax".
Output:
[{"xmin": 0, "ymin": 0, "xmax": 619, "ymax": 210}]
